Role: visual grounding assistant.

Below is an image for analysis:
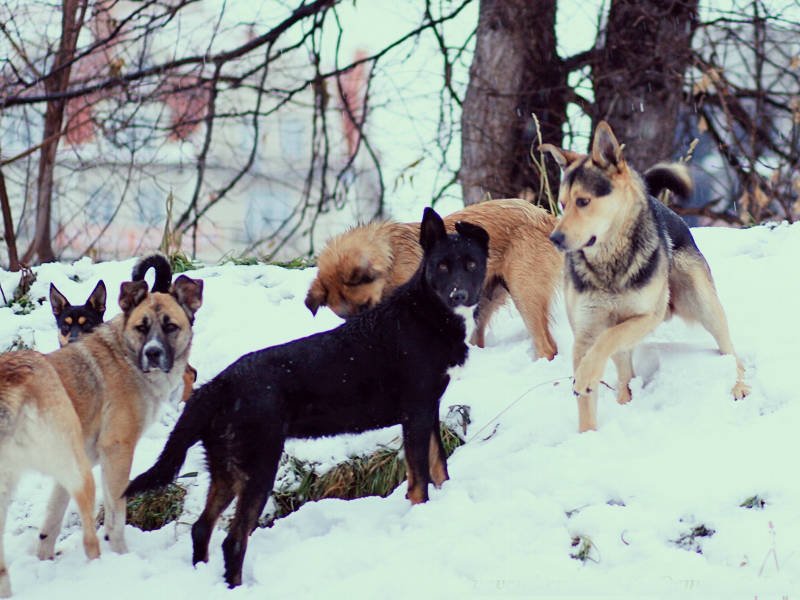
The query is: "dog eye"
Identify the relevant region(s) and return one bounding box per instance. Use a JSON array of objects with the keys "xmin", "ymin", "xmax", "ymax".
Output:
[
  {"xmin": 575, "ymin": 197, "xmax": 591, "ymax": 208},
  {"xmin": 135, "ymin": 322, "xmax": 149, "ymax": 334},
  {"xmin": 438, "ymin": 262, "xmax": 449, "ymax": 273},
  {"xmin": 465, "ymin": 259, "xmax": 477, "ymax": 271},
  {"xmin": 163, "ymin": 321, "xmax": 179, "ymax": 334}
]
